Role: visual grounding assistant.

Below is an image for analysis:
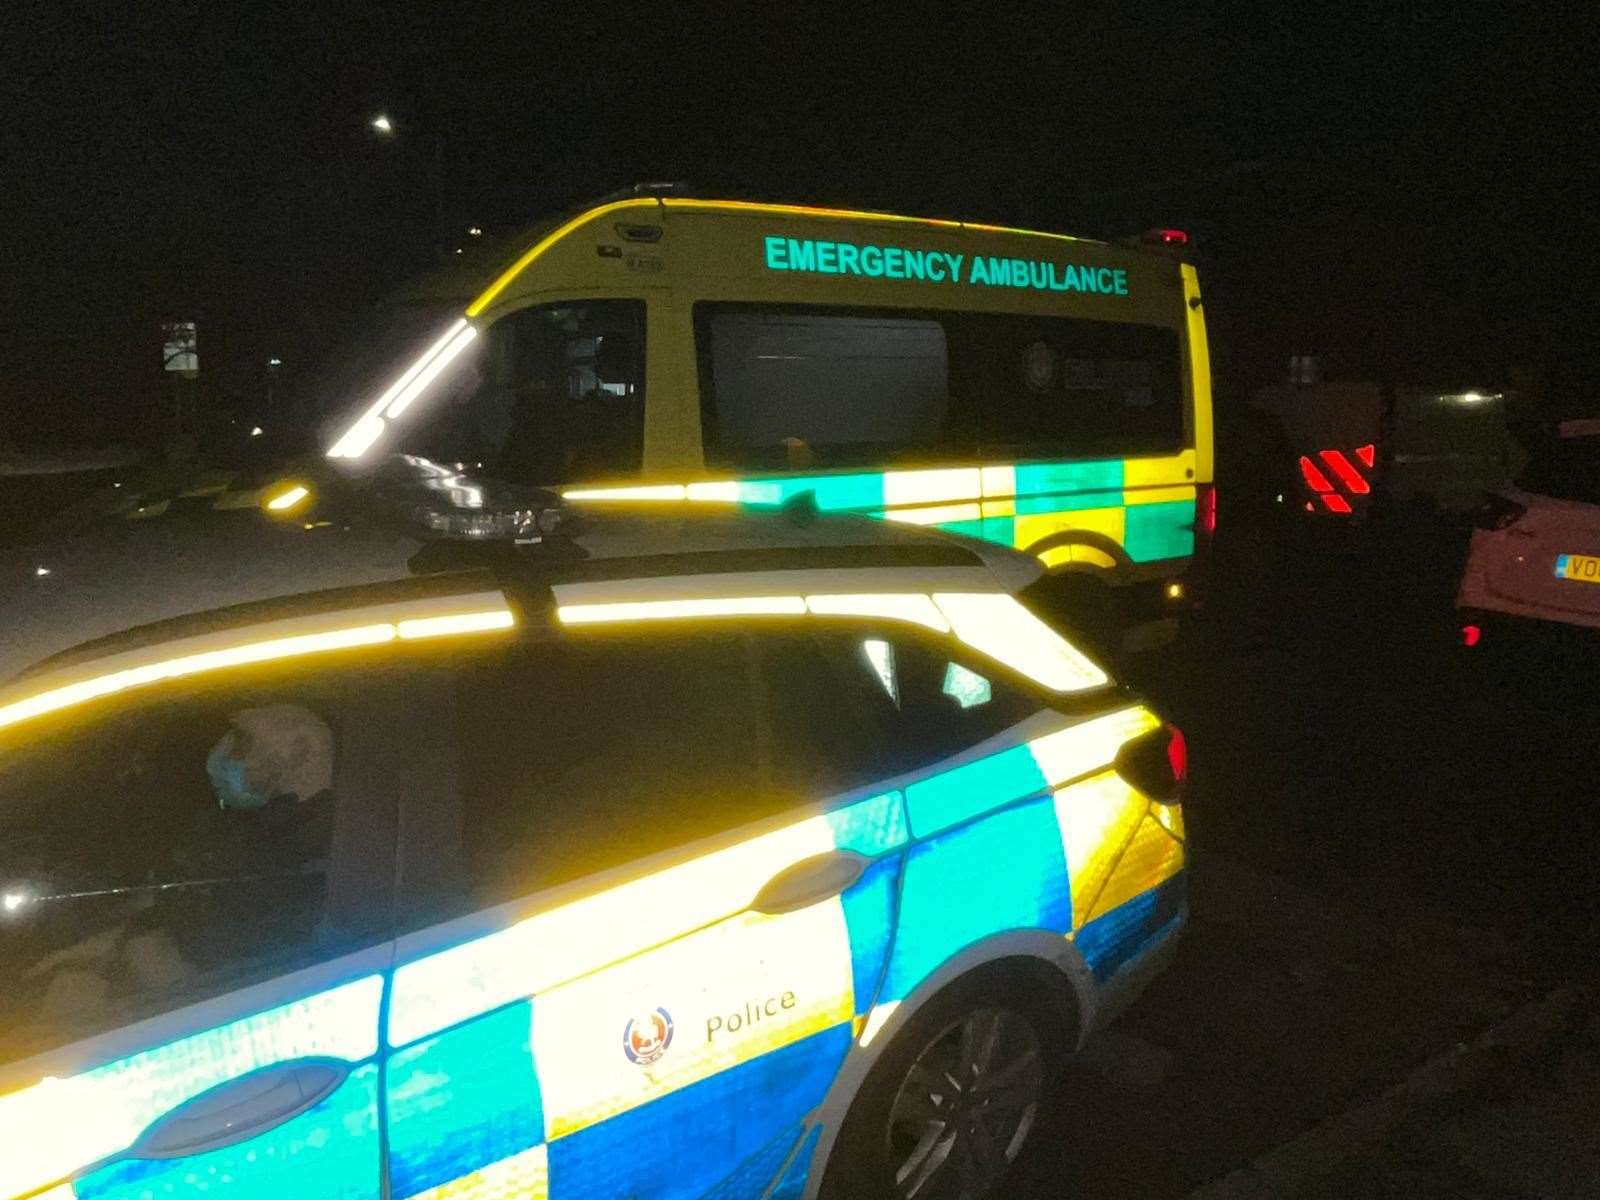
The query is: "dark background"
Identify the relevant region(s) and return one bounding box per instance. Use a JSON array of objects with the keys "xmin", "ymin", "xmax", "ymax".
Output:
[{"xmin": 4, "ymin": 3, "xmax": 1597, "ymax": 448}]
